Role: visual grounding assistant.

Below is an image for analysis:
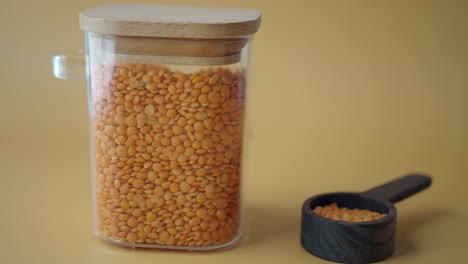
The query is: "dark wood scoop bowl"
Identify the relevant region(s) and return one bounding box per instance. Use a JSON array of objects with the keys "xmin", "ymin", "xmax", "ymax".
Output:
[{"xmin": 301, "ymin": 174, "xmax": 432, "ymax": 263}]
